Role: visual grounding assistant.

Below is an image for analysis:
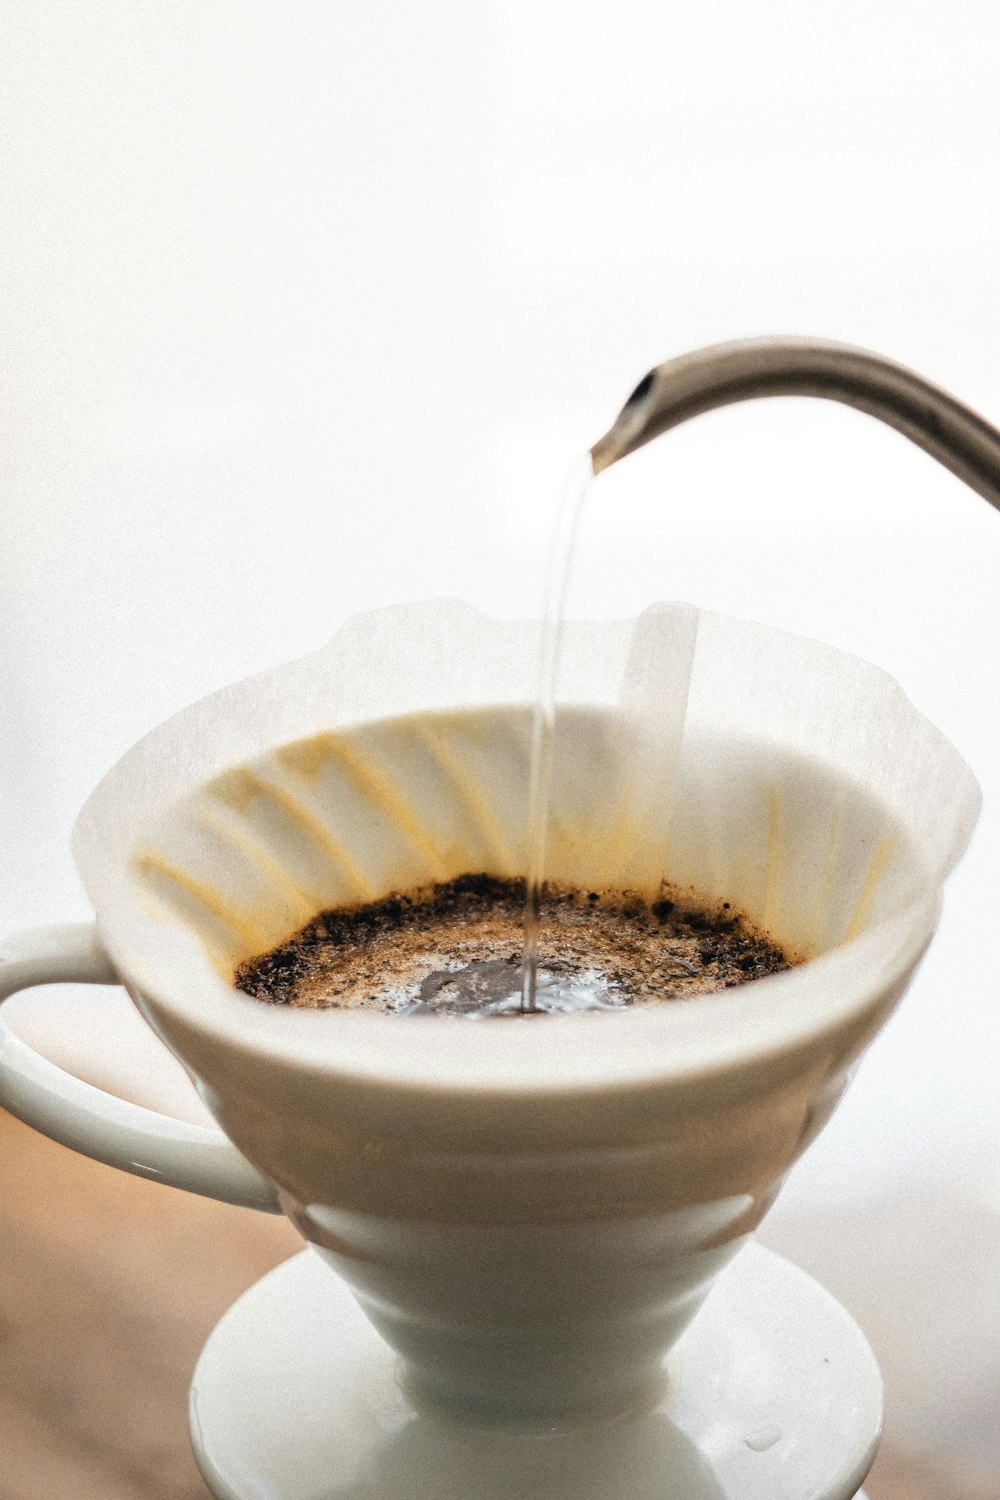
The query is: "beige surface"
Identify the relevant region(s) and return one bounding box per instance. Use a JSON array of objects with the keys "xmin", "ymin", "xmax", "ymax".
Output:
[
  {"xmin": 0, "ymin": 1109, "xmax": 297, "ymax": 1500},
  {"xmin": 0, "ymin": 1107, "xmax": 992, "ymax": 1500}
]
